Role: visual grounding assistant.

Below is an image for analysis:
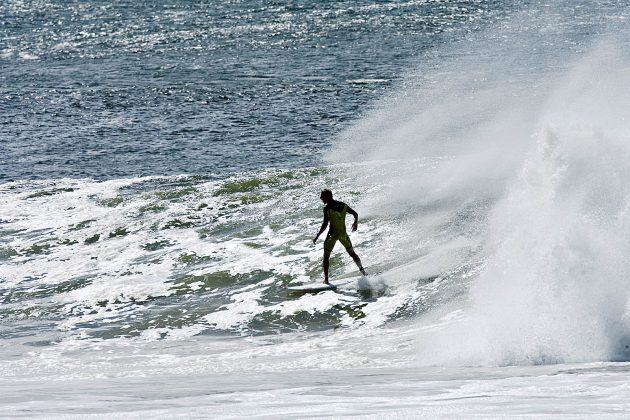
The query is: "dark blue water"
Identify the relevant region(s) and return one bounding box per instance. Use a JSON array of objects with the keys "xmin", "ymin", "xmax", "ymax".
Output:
[{"xmin": 0, "ymin": 0, "xmax": 508, "ymax": 181}]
